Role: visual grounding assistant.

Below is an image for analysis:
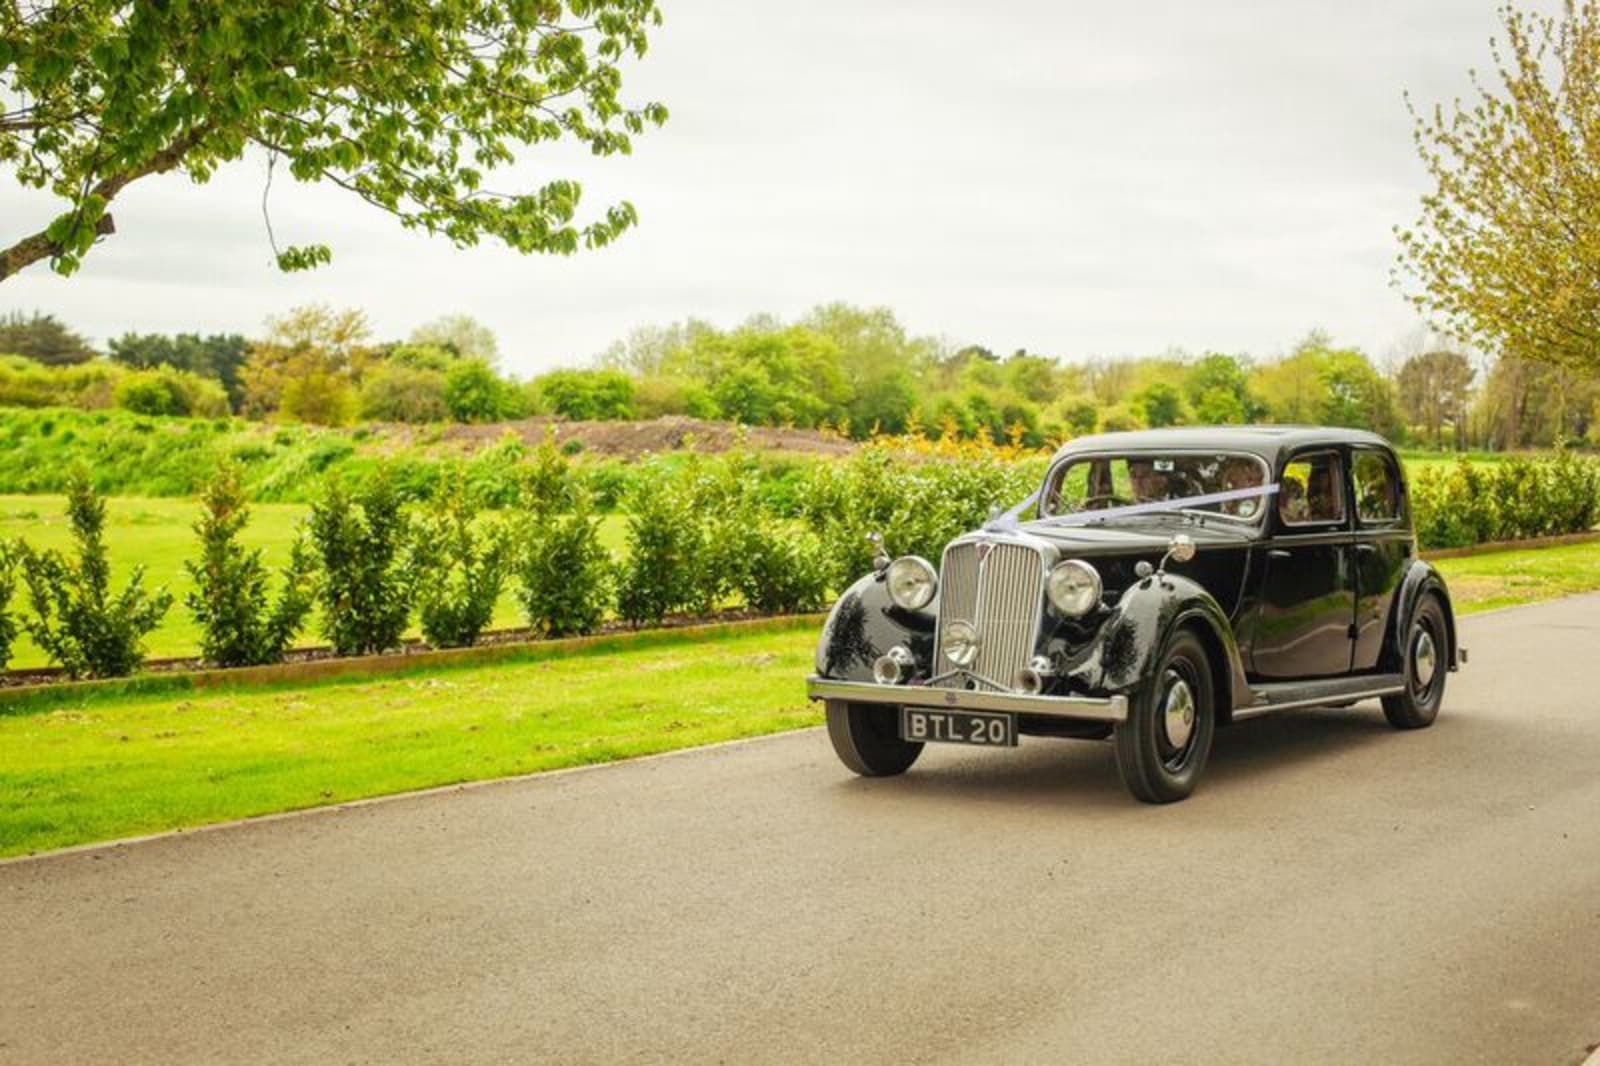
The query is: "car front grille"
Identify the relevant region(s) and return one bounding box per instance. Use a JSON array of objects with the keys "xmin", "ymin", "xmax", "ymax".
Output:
[{"xmin": 934, "ymin": 539, "xmax": 1046, "ymax": 688}]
